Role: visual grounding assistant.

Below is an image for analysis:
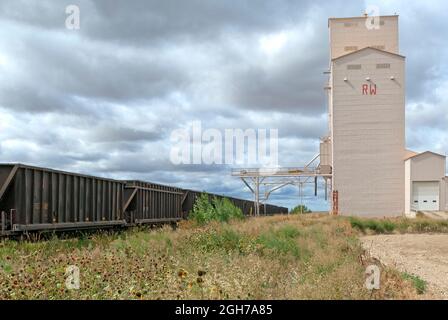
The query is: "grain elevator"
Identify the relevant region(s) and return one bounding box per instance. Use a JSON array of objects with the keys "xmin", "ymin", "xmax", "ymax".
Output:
[{"xmin": 323, "ymin": 15, "xmax": 447, "ymax": 217}]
